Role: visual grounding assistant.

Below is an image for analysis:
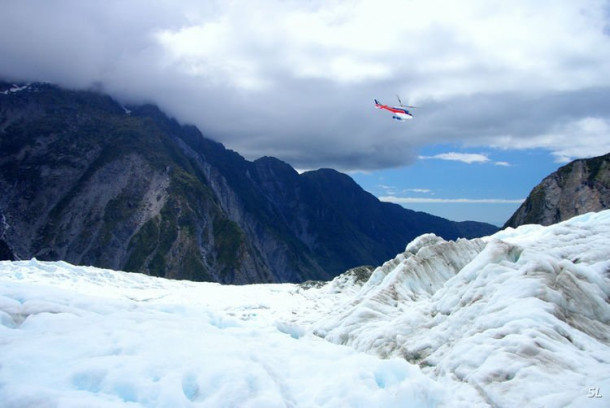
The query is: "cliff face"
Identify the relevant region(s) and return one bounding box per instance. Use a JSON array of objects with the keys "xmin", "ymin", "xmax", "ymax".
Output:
[
  {"xmin": 0, "ymin": 83, "xmax": 253, "ymax": 282},
  {"xmin": 0, "ymin": 82, "xmax": 497, "ymax": 283},
  {"xmin": 504, "ymin": 153, "xmax": 610, "ymax": 228}
]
